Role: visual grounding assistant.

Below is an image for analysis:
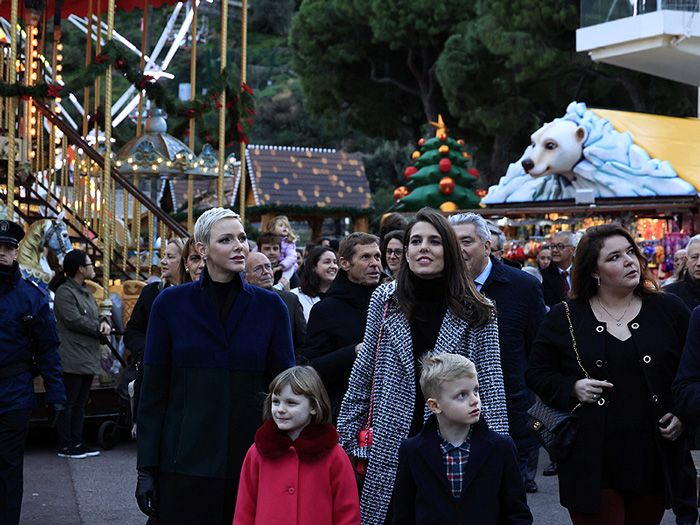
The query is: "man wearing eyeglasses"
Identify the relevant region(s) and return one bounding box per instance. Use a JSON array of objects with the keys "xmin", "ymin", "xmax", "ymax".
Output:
[
  {"xmin": 541, "ymin": 231, "xmax": 576, "ymax": 307},
  {"xmin": 244, "ymin": 252, "xmax": 306, "ymax": 354}
]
